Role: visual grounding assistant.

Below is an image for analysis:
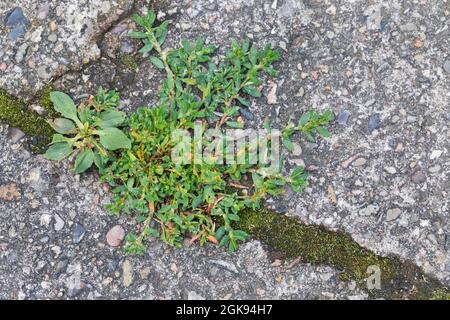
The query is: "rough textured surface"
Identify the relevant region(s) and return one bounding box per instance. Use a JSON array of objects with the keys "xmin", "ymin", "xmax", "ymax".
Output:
[
  {"xmin": 1, "ymin": 0, "xmax": 450, "ymax": 299},
  {"xmin": 0, "ymin": 0, "xmax": 134, "ymax": 100}
]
